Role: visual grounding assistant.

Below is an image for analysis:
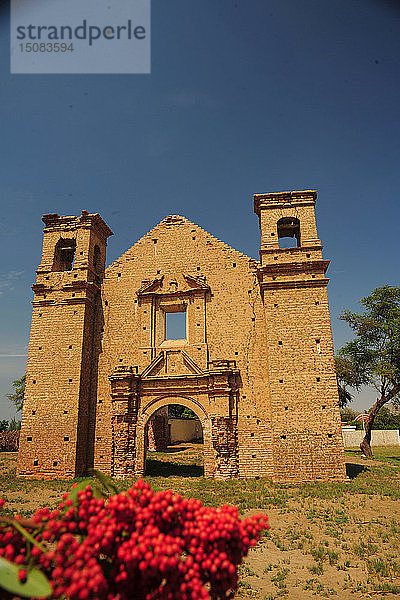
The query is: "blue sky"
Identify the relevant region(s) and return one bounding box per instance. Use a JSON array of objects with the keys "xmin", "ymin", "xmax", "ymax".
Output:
[{"xmin": 1, "ymin": 0, "xmax": 399, "ymax": 419}]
